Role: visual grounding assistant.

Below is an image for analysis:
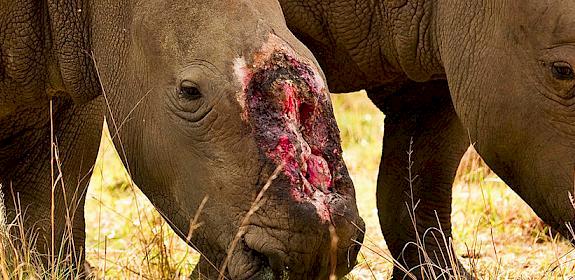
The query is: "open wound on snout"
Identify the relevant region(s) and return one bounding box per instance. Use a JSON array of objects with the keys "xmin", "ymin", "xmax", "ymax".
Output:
[{"xmin": 235, "ymin": 43, "xmax": 343, "ymax": 221}]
